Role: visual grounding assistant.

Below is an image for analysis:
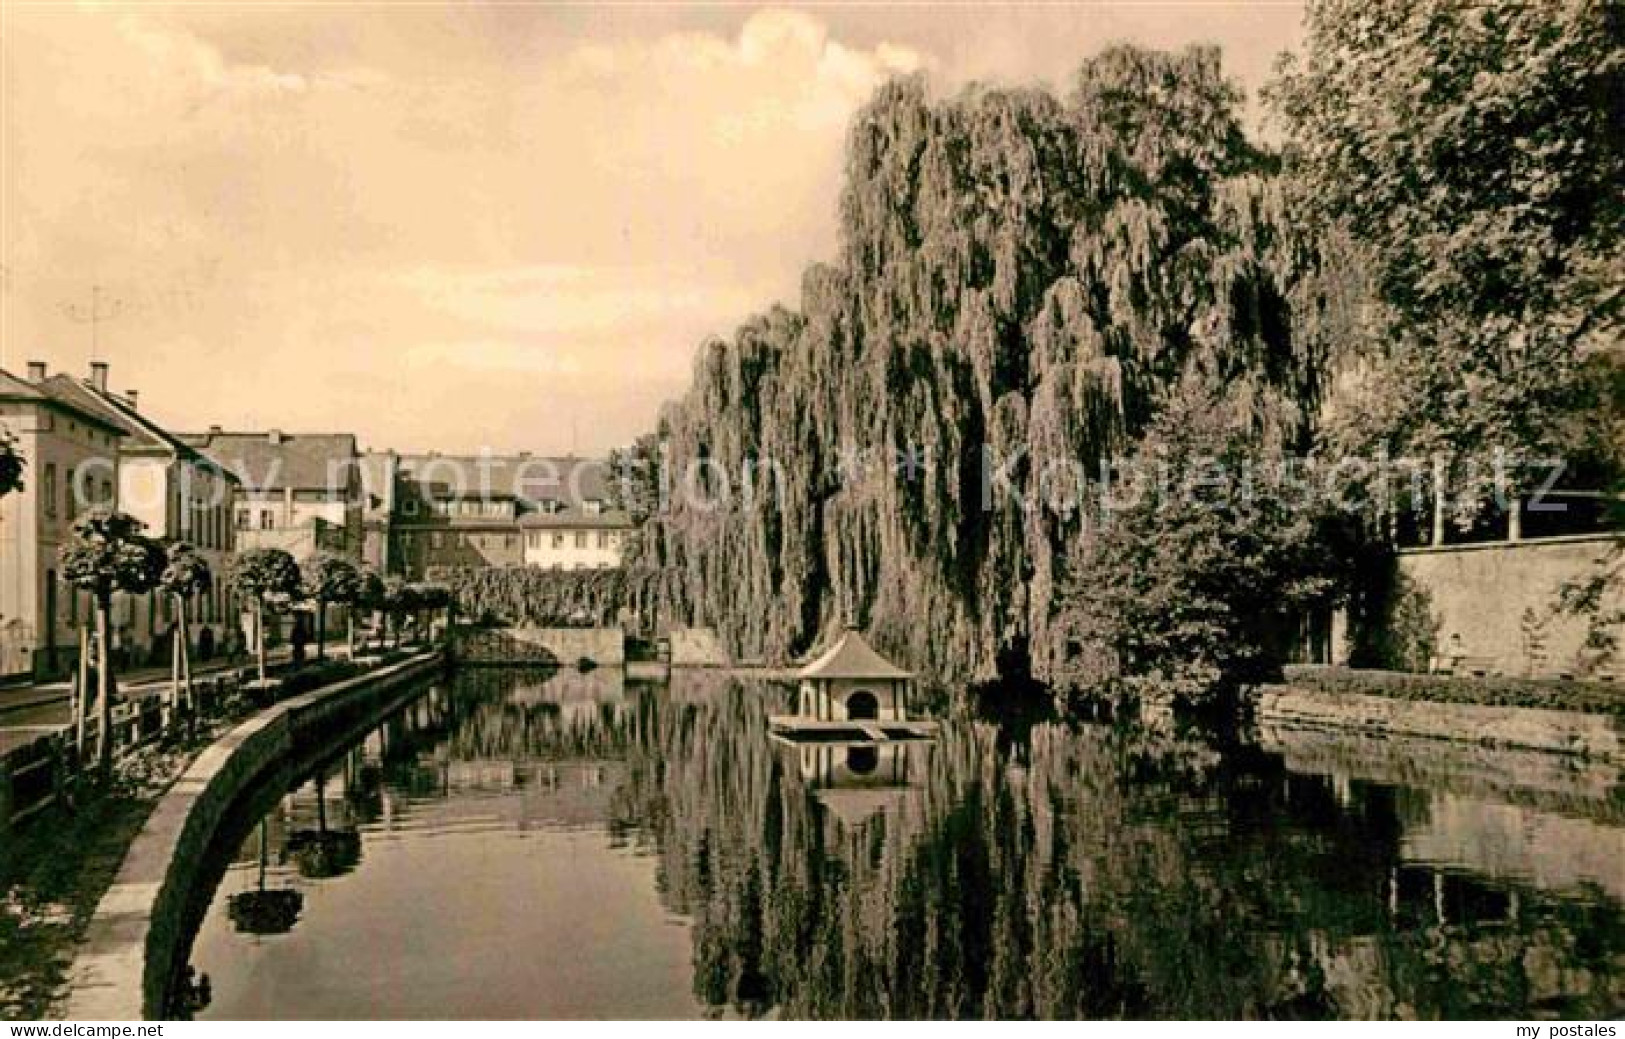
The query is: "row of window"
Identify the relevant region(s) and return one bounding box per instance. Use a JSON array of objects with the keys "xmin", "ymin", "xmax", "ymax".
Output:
[
  {"xmin": 399, "ymin": 498, "xmax": 606, "ymax": 518},
  {"xmin": 527, "ymin": 531, "xmax": 620, "ymax": 551},
  {"xmin": 39, "ymin": 462, "xmax": 115, "ymax": 521},
  {"xmin": 45, "ymin": 566, "xmax": 234, "ymax": 636},
  {"xmin": 396, "ymin": 529, "xmax": 623, "ymax": 552}
]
